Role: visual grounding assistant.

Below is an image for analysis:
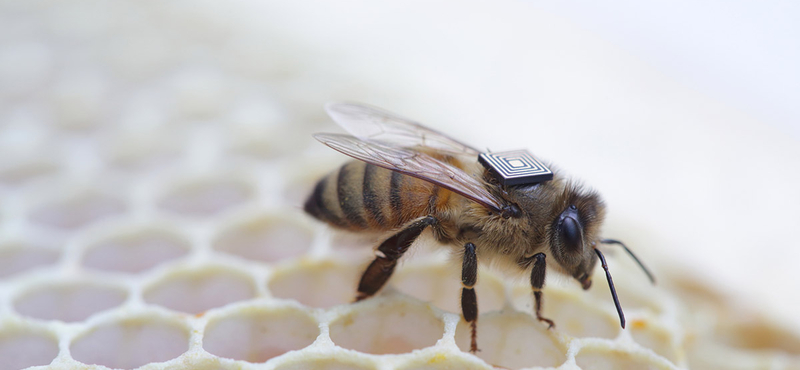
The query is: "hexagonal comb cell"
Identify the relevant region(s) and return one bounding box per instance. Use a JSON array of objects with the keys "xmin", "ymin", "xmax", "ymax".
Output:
[
  {"xmin": 397, "ymin": 354, "xmax": 488, "ymax": 370},
  {"xmin": 630, "ymin": 320, "xmax": 678, "ymax": 363},
  {"xmin": 328, "ymin": 232, "xmax": 381, "ymax": 260},
  {"xmin": 392, "ymin": 264, "xmax": 505, "ymax": 314},
  {"xmin": 70, "ymin": 316, "xmax": 189, "ymax": 369},
  {"xmin": 455, "ymin": 311, "xmax": 566, "ymax": 369},
  {"xmin": 274, "ymin": 358, "xmax": 378, "ymax": 370},
  {"xmin": 13, "ymin": 282, "xmax": 128, "ymax": 322},
  {"xmin": 157, "ymin": 178, "xmax": 253, "ymax": 217},
  {"xmin": 282, "ymin": 164, "xmax": 330, "ymax": 208},
  {"xmin": 170, "ymin": 68, "xmax": 231, "ymax": 120},
  {"xmin": 712, "ymin": 317, "xmax": 800, "ymax": 355},
  {"xmin": 203, "ymin": 307, "xmax": 319, "ymax": 362},
  {"xmin": 213, "ymin": 215, "xmax": 313, "ymax": 263},
  {"xmin": 28, "ymin": 192, "xmax": 125, "ymax": 230},
  {"xmin": 81, "ymin": 228, "xmax": 190, "ymax": 273},
  {"xmin": 0, "ymin": 161, "xmax": 58, "ymax": 187},
  {"xmin": 0, "ymin": 243, "xmax": 59, "ymax": 278},
  {"xmin": 664, "ymin": 271, "xmax": 727, "ymax": 313},
  {"xmin": 329, "ymin": 299, "xmax": 445, "ymax": 355},
  {"xmin": 50, "ymin": 70, "xmax": 108, "ymax": 131},
  {"xmin": 143, "ymin": 267, "xmax": 257, "ymax": 314},
  {"xmin": 0, "ymin": 327, "xmax": 59, "ymax": 370},
  {"xmin": 575, "ymin": 347, "xmax": 669, "ymax": 370},
  {"xmin": 511, "ymin": 286, "xmax": 620, "ymax": 340},
  {"xmin": 232, "ymin": 132, "xmax": 299, "ymax": 162},
  {"xmin": 107, "ymin": 134, "xmax": 177, "ymax": 171},
  {"xmin": 268, "ymin": 259, "xmax": 361, "ymax": 308}
]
